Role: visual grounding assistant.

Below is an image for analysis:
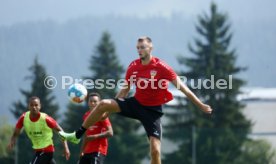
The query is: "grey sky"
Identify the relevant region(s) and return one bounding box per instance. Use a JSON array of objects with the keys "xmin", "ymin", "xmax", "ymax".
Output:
[{"xmin": 1, "ymin": 0, "xmax": 275, "ymax": 26}]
